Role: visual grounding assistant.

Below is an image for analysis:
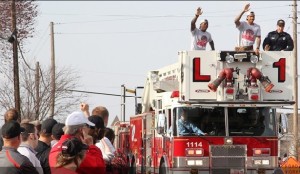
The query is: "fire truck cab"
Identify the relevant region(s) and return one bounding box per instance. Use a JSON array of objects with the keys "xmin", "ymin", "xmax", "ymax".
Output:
[{"xmin": 127, "ymin": 51, "xmax": 294, "ymax": 174}]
